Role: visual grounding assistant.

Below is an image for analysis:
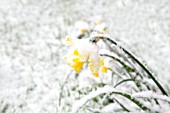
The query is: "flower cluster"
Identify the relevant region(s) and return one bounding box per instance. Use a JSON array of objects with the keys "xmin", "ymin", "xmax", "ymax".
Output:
[
  {"xmin": 74, "ymin": 16, "xmax": 108, "ymax": 38},
  {"xmin": 64, "ymin": 36, "xmax": 108, "ymax": 77}
]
